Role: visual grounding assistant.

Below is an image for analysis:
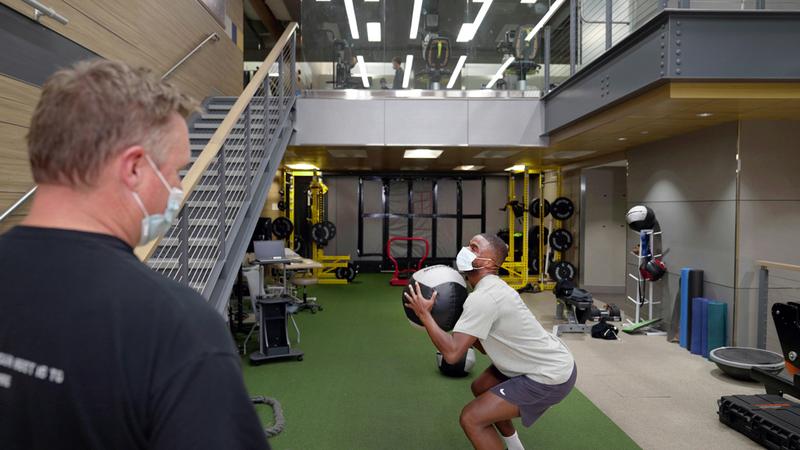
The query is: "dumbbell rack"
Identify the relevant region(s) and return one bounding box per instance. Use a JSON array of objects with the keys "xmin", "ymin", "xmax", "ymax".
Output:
[{"xmin": 626, "ymin": 228, "xmax": 666, "ymax": 335}]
